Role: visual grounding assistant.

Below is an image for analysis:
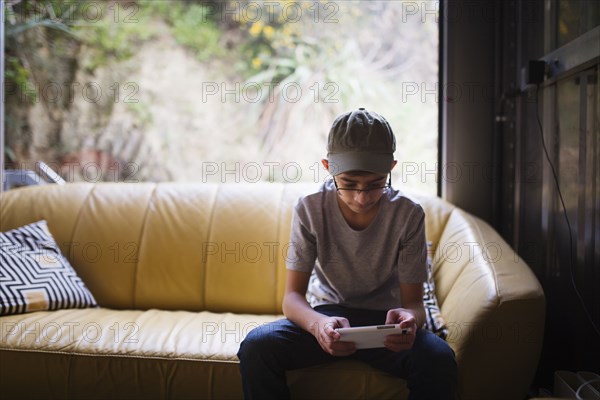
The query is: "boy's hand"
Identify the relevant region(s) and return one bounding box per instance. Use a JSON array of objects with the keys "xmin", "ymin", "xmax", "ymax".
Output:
[
  {"xmin": 313, "ymin": 316, "xmax": 356, "ymax": 356},
  {"xmin": 384, "ymin": 308, "xmax": 417, "ymax": 352}
]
